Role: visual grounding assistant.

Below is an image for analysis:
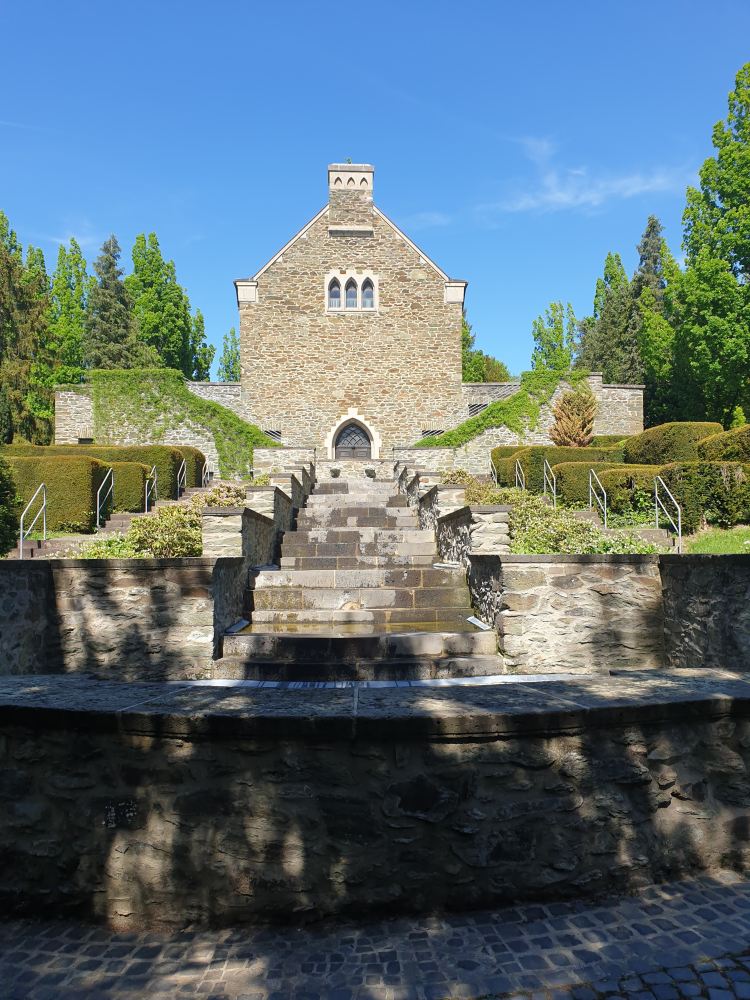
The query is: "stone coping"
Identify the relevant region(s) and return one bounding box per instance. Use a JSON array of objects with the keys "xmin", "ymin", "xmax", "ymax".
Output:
[
  {"xmin": 469, "ymin": 552, "xmax": 661, "ymax": 564},
  {"xmin": 0, "ymin": 556, "xmax": 244, "ymax": 569},
  {"xmin": 1, "ymin": 670, "xmax": 749, "ymax": 742}
]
